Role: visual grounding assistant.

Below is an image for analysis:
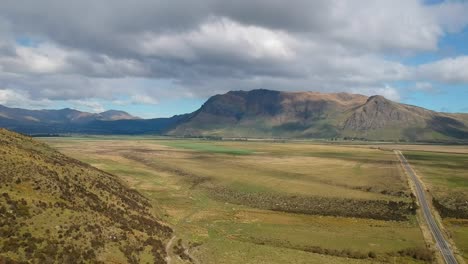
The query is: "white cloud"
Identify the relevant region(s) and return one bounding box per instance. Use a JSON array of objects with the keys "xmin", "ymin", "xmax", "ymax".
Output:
[
  {"xmin": 0, "ymin": 0, "xmax": 468, "ymax": 109},
  {"xmin": 130, "ymin": 94, "xmax": 158, "ymax": 105},
  {"xmin": 3, "ymin": 45, "xmax": 150, "ymax": 78},
  {"xmin": 0, "ymin": 89, "xmax": 24, "ymax": 104},
  {"xmin": 138, "ymin": 17, "xmax": 297, "ymax": 62},
  {"xmin": 416, "ymin": 56, "xmax": 468, "ymax": 83},
  {"xmin": 413, "ymin": 82, "xmax": 435, "ymax": 92},
  {"xmin": 0, "ymin": 88, "xmax": 51, "ymax": 108},
  {"xmin": 325, "ymin": 0, "xmax": 442, "ymax": 52},
  {"xmin": 351, "ymin": 85, "xmax": 401, "ymax": 101},
  {"xmin": 69, "ymin": 100, "xmax": 105, "ymax": 113},
  {"xmin": 66, "ymin": 54, "xmax": 150, "ymax": 77},
  {"xmin": 112, "ymin": 94, "xmax": 159, "ymax": 106},
  {"xmin": 0, "ymin": 43, "xmax": 67, "ymax": 74},
  {"xmin": 428, "ymin": 0, "xmax": 468, "ymax": 33}
]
